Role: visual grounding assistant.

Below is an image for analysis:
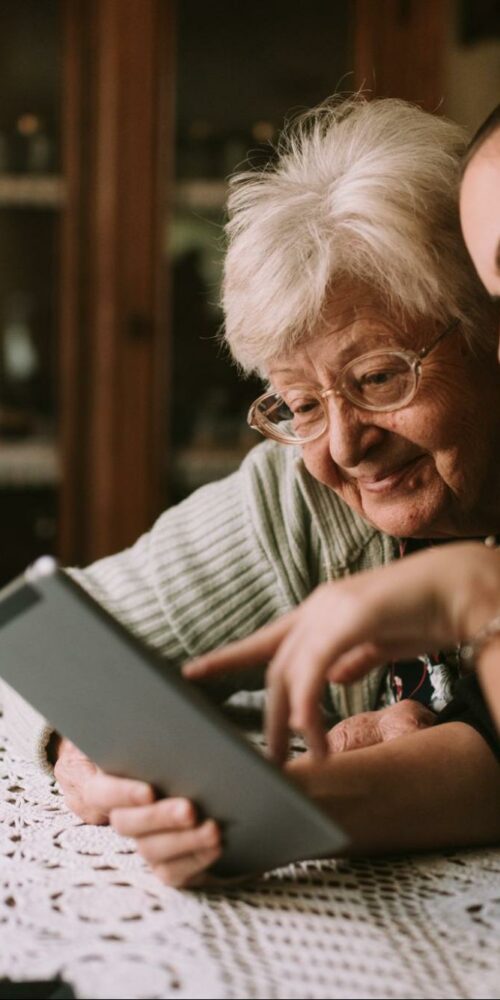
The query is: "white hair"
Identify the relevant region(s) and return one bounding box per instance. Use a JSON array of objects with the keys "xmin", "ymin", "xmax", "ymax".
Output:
[{"xmin": 222, "ymin": 96, "xmax": 495, "ymax": 373}]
